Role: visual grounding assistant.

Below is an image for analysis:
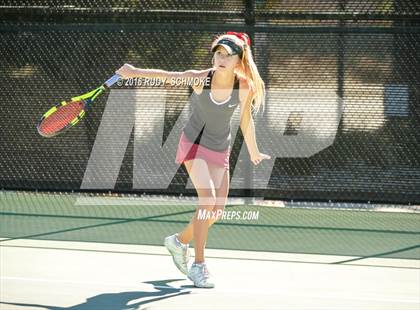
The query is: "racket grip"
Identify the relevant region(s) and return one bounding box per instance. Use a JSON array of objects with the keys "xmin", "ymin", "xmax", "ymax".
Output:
[{"xmin": 104, "ymin": 74, "xmax": 121, "ymax": 88}]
